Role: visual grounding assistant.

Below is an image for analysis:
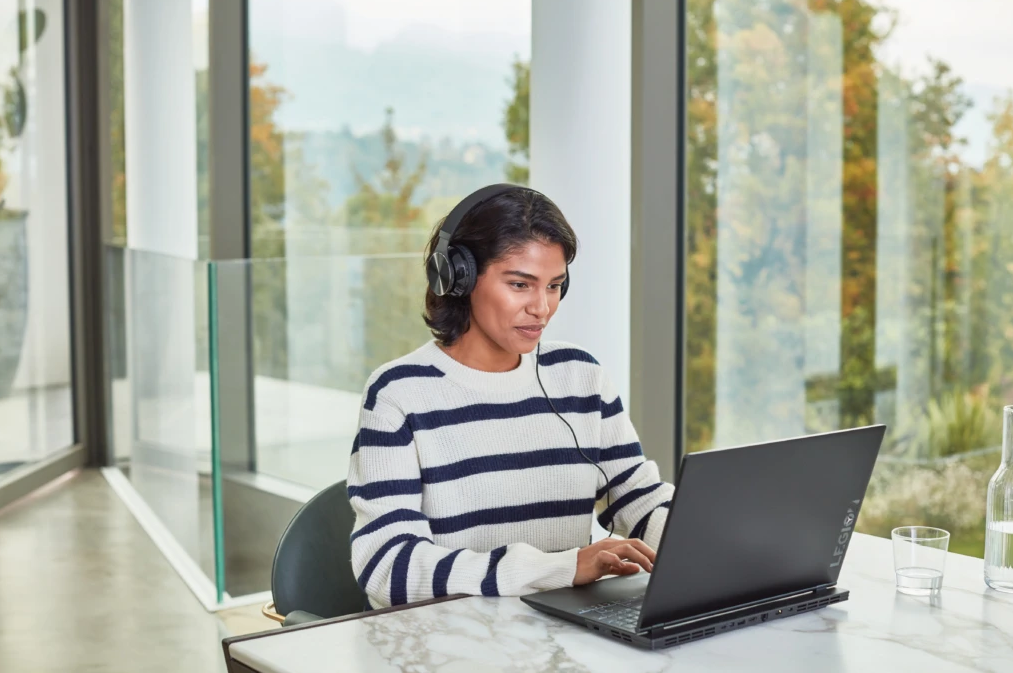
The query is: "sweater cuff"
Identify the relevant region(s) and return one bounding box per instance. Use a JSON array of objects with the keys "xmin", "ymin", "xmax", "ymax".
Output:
[
  {"xmin": 644, "ymin": 508, "xmax": 670, "ymax": 552},
  {"xmin": 498, "ymin": 545, "xmax": 579, "ymax": 594},
  {"xmin": 534, "ymin": 547, "xmax": 580, "ymax": 591}
]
